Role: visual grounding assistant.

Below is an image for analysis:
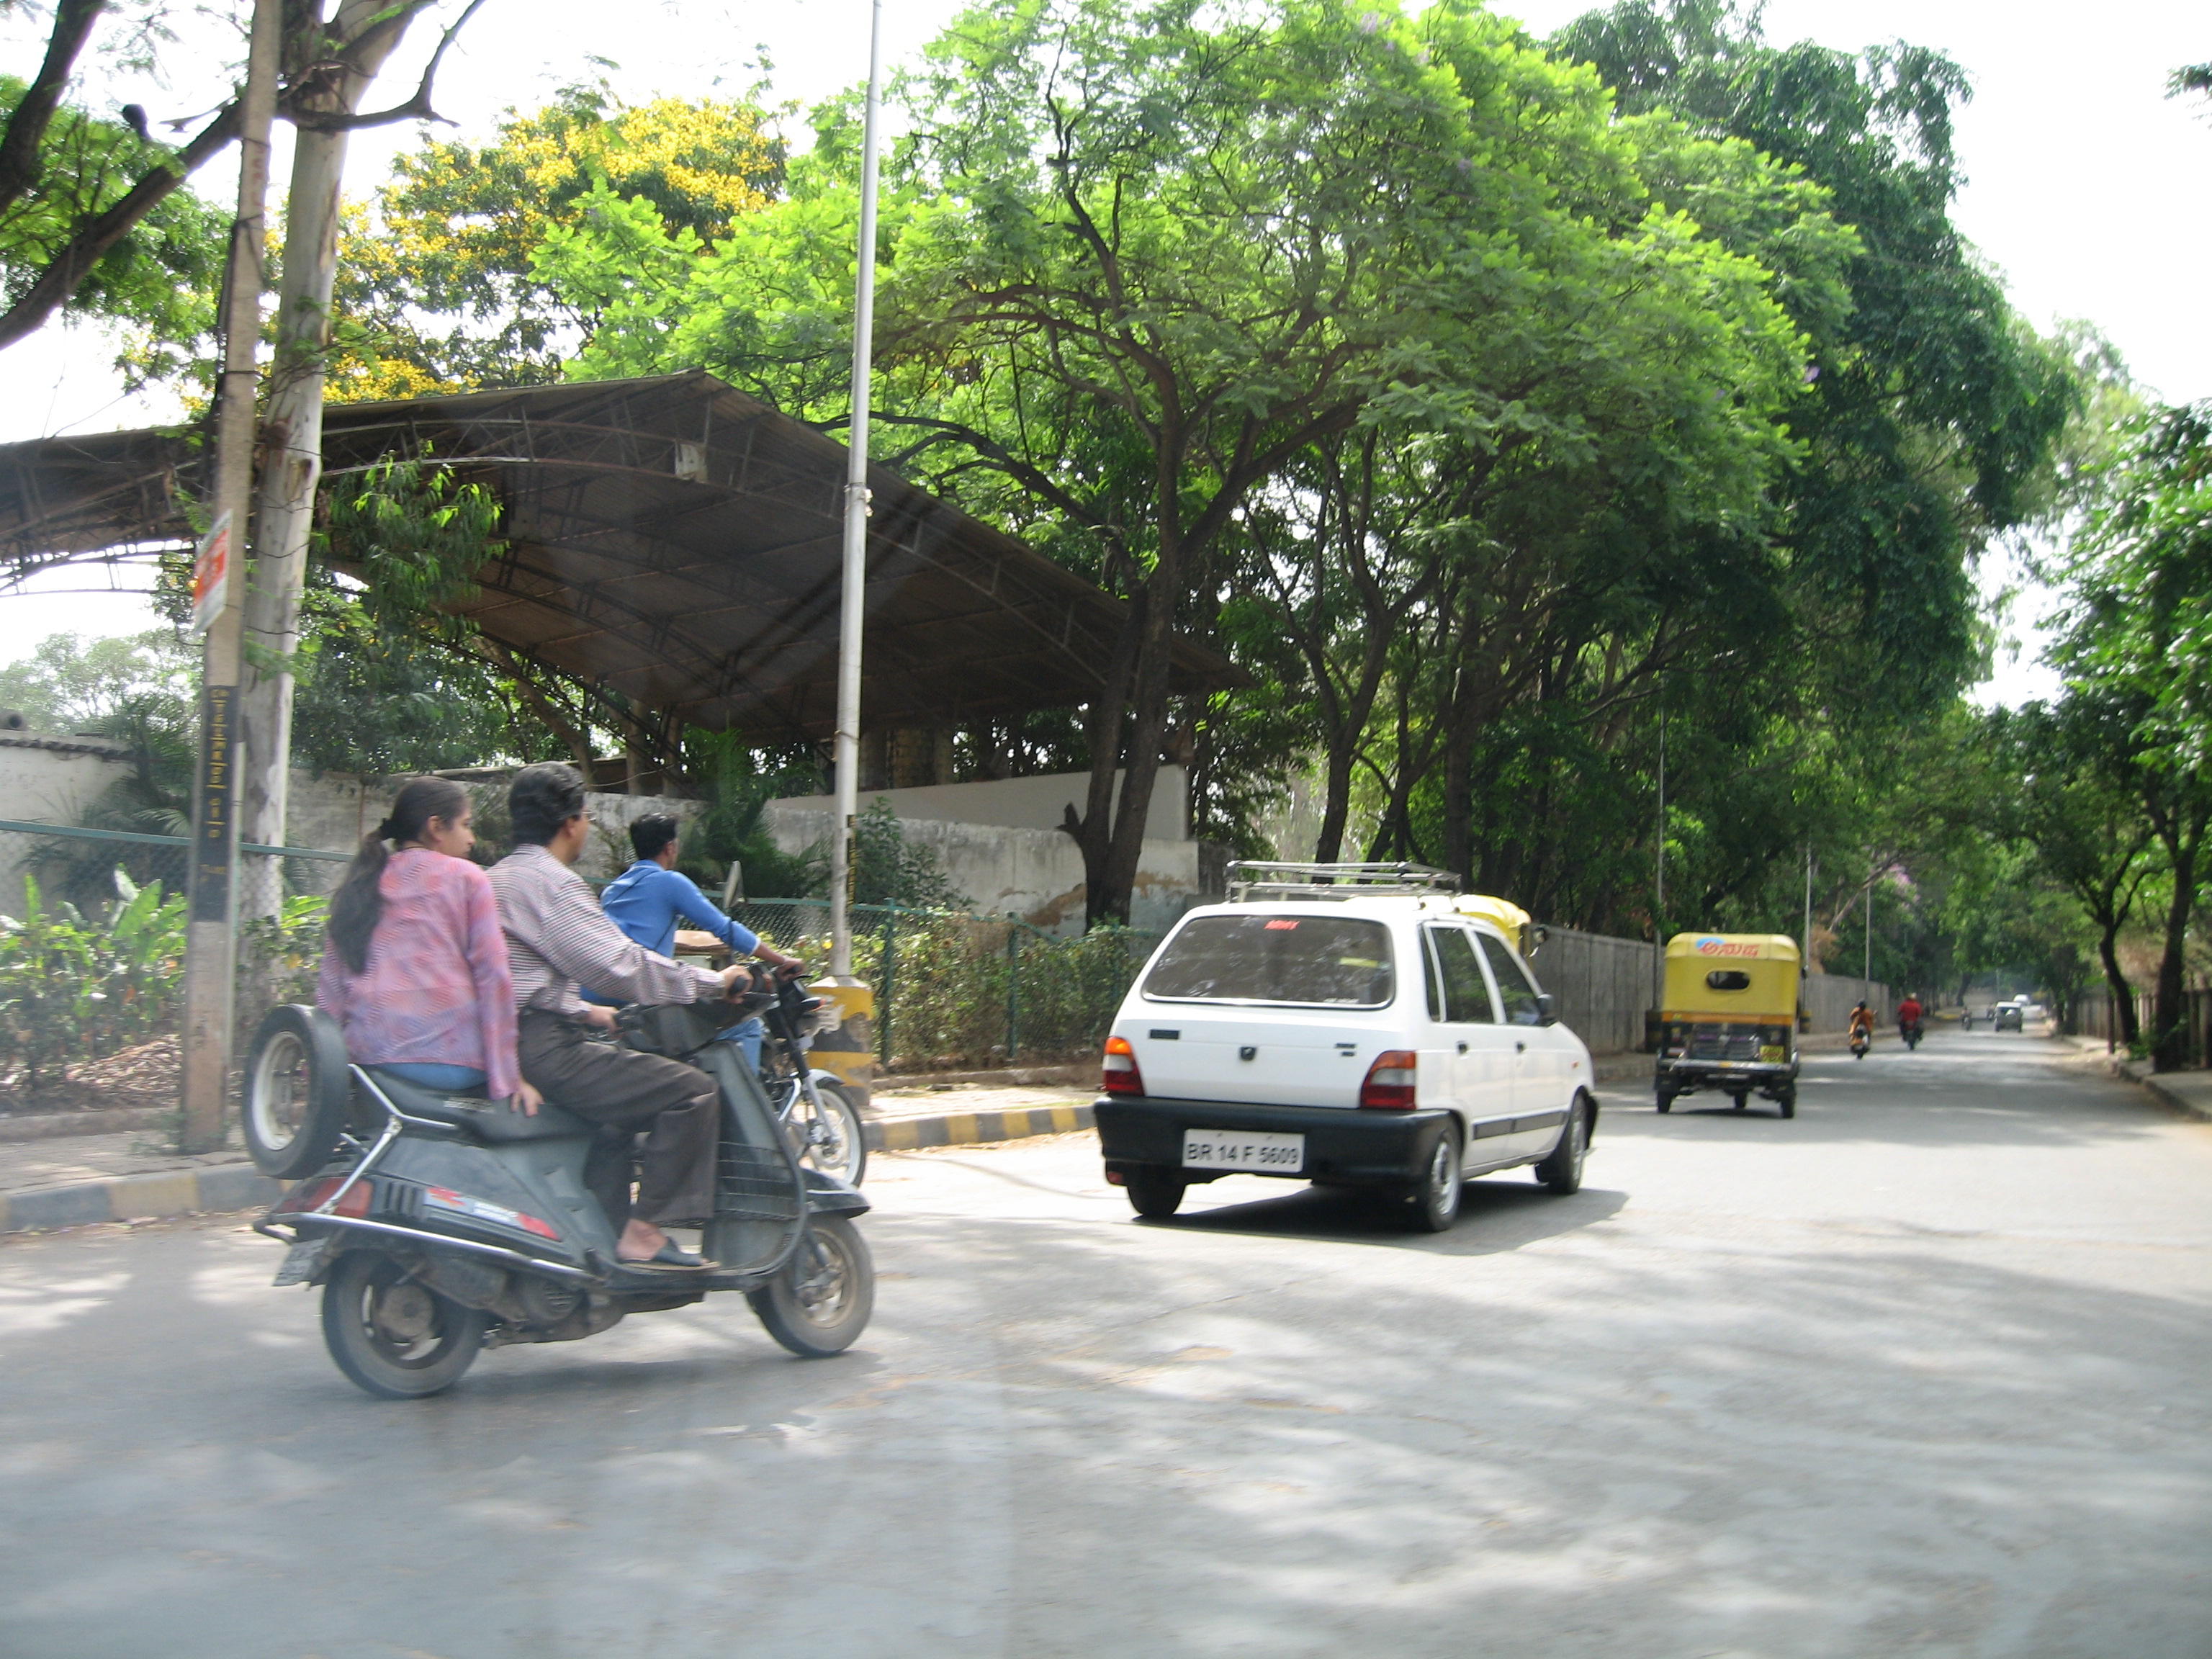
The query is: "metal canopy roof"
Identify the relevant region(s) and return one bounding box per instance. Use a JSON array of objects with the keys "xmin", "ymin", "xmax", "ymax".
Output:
[{"xmin": 0, "ymin": 371, "xmax": 1231, "ymax": 742}]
